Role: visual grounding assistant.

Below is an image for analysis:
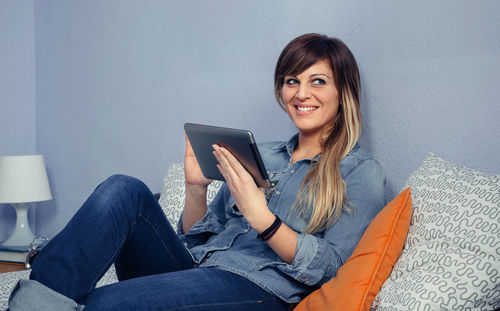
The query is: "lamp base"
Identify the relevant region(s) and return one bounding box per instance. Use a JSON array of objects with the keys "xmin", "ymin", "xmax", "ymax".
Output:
[{"xmin": 1, "ymin": 203, "xmax": 35, "ymax": 248}]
